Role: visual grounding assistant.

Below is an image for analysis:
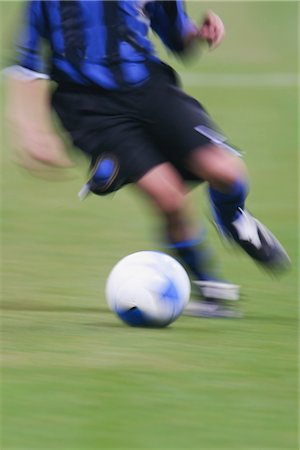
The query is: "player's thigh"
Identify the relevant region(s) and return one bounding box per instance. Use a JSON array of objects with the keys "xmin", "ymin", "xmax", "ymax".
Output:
[
  {"xmin": 186, "ymin": 144, "xmax": 248, "ymax": 188},
  {"xmin": 53, "ymin": 90, "xmax": 167, "ymax": 193},
  {"xmin": 148, "ymin": 85, "xmax": 215, "ymax": 161},
  {"xmin": 148, "ymin": 84, "xmax": 246, "ymax": 184},
  {"xmin": 90, "ymin": 125, "xmax": 170, "ymax": 194},
  {"xmin": 136, "ymin": 162, "xmax": 187, "ymax": 213}
]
